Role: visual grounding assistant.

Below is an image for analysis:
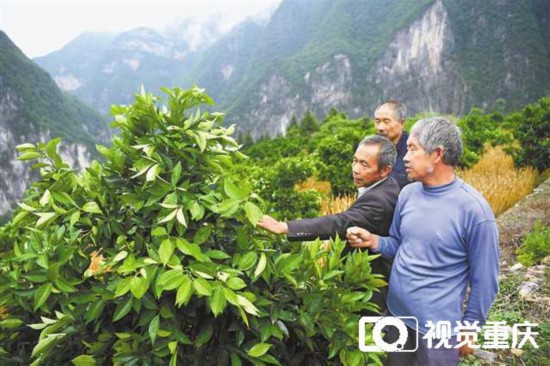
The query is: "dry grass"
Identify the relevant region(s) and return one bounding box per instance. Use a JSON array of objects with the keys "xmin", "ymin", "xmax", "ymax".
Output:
[
  {"xmin": 458, "ymin": 146, "xmax": 537, "ymax": 217},
  {"xmin": 321, "ymin": 195, "xmax": 355, "ymax": 215},
  {"xmin": 315, "ymin": 147, "xmax": 537, "ymax": 217},
  {"xmin": 296, "ymin": 177, "xmax": 332, "ymax": 197}
]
